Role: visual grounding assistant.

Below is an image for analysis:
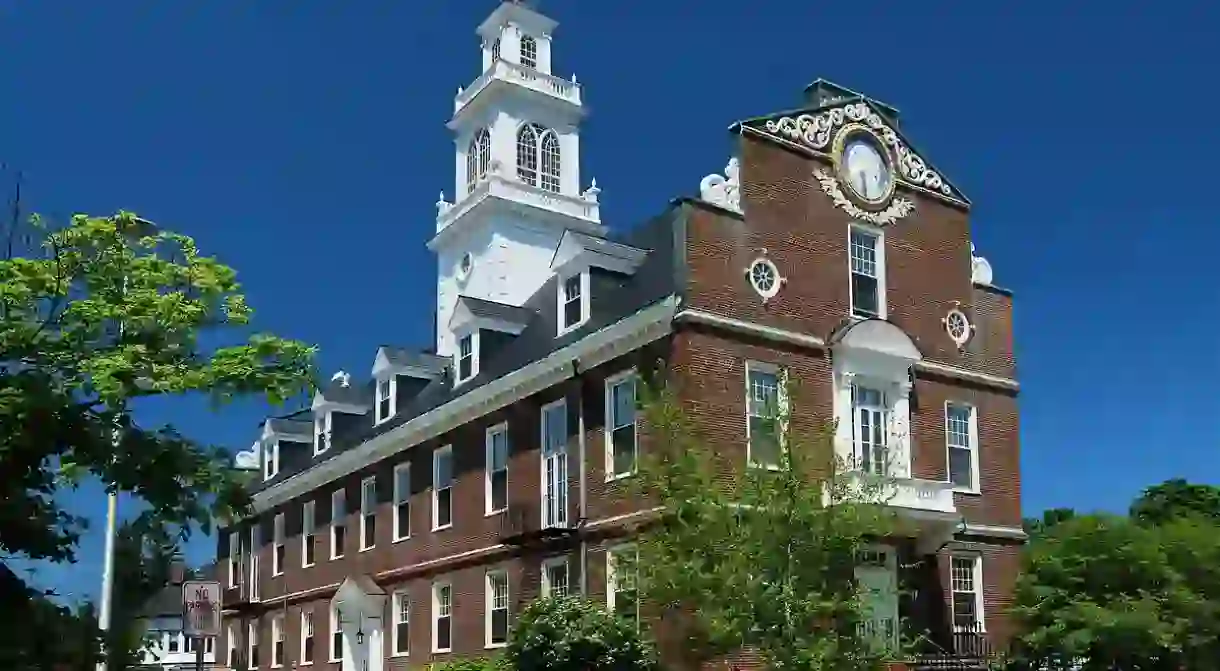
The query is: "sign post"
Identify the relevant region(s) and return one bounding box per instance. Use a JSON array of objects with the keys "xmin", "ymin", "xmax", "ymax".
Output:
[{"xmin": 182, "ymin": 580, "xmax": 221, "ymax": 671}]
